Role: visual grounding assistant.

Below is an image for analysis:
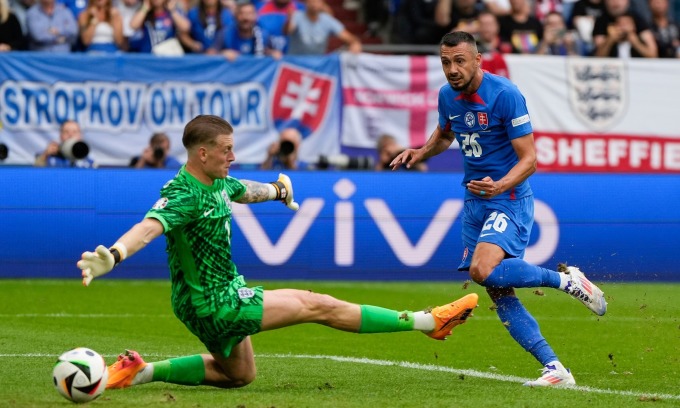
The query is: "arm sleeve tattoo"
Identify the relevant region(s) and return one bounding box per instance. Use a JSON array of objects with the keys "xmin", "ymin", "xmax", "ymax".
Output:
[{"xmin": 236, "ymin": 180, "xmax": 272, "ymax": 204}]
